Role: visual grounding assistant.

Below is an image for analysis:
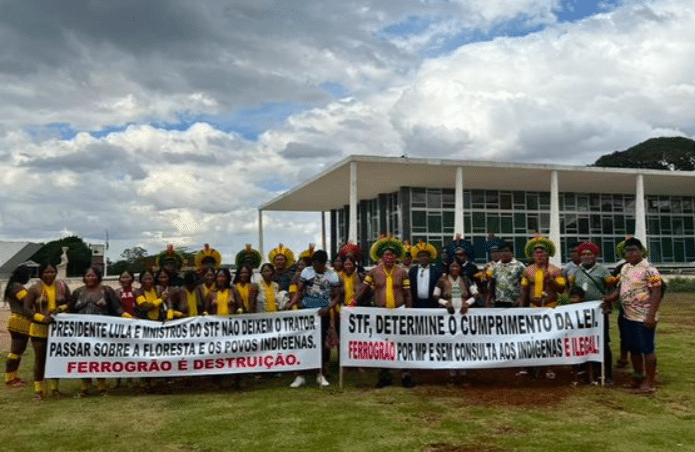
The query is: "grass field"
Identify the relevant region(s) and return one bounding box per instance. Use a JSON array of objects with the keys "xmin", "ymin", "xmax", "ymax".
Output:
[{"xmin": 1, "ymin": 294, "xmax": 694, "ymax": 452}]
